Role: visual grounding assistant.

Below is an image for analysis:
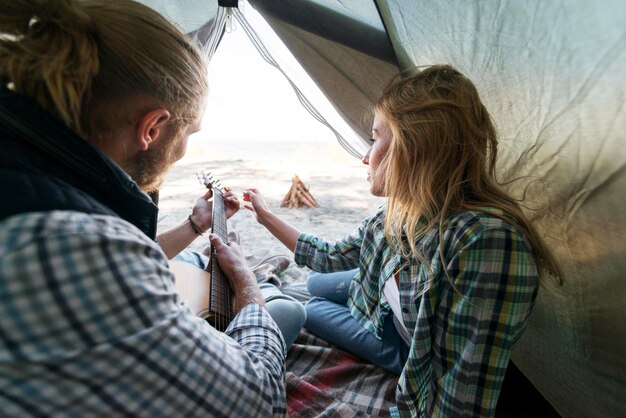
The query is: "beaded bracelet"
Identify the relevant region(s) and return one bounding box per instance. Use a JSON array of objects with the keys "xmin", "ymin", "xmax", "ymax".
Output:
[{"xmin": 188, "ymin": 214, "xmax": 206, "ymax": 236}]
